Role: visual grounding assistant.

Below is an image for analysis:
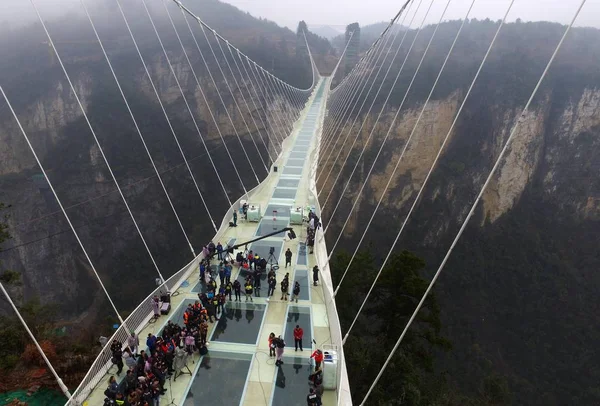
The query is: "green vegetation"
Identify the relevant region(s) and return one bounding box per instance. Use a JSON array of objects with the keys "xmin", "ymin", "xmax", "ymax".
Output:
[{"xmin": 332, "ymin": 249, "xmax": 512, "ymax": 405}]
